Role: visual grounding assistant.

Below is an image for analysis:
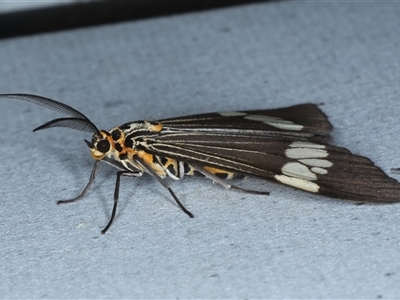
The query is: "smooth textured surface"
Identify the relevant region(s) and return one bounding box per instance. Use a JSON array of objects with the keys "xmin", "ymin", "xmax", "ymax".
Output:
[{"xmin": 1, "ymin": 2, "xmax": 400, "ymax": 298}]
